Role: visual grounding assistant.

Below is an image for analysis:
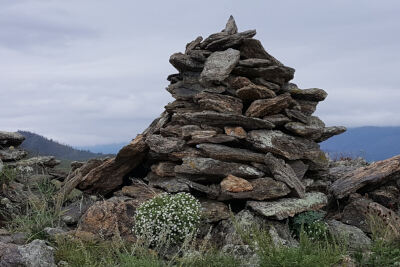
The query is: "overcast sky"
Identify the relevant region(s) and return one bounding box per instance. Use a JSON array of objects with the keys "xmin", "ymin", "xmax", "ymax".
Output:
[{"xmin": 1, "ymin": 0, "xmax": 399, "ymax": 146}]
